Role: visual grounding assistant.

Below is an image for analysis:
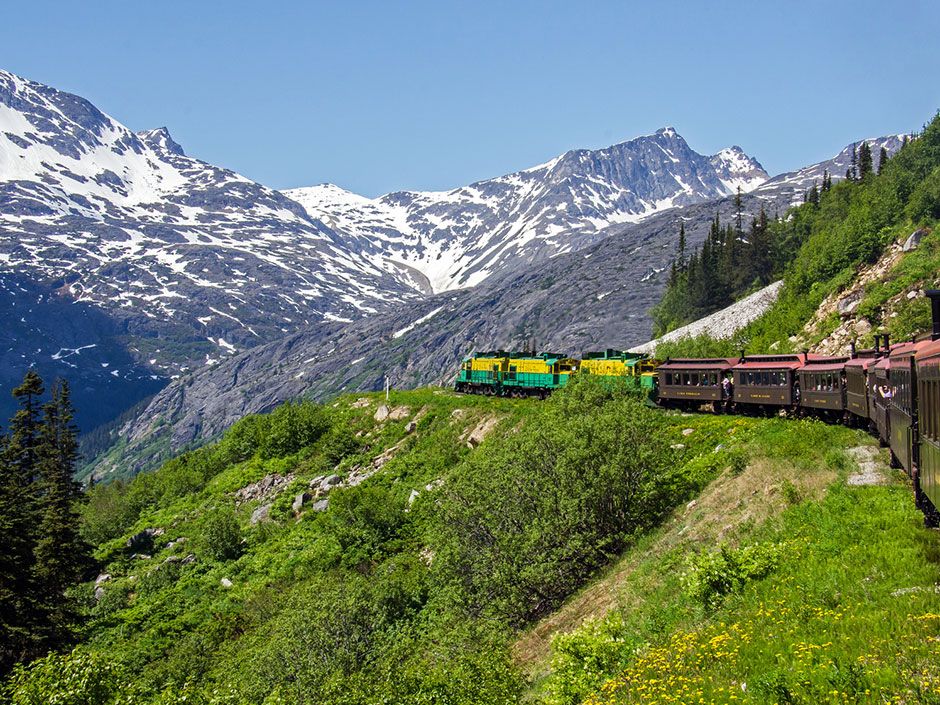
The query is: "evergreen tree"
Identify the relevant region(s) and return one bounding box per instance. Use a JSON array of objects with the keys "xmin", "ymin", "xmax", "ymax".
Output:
[
  {"xmin": 858, "ymin": 142, "xmax": 873, "ymax": 179},
  {"xmin": 33, "ymin": 380, "xmax": 93, "ymax": 651},
  {"xmin": 734, "ymin": 186, "xmax": 744, "ymax": 236},
  {"xmin": 0, "ymin": 371, "xmax": 44, "ymax": 674},
  {"xmin": 807, "ymin": 181, "xmax": 820, "ymax": 206},
  {"xmin": 850, "ymin": 143, "xmax": 858, "ymax": 181},
  {"xmin": 677, "ymin": 220, "xmax": 686, "ymax": 270},
  {"xmin": 878, "ymin": 146, "xmax": 889, "ymax": 175}
]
